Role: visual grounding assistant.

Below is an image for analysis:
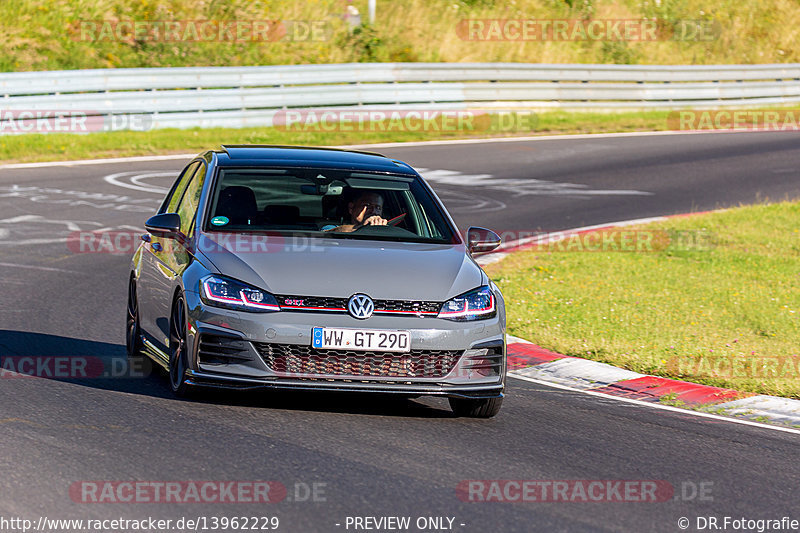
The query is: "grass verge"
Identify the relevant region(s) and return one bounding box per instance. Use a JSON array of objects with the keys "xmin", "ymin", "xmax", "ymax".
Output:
[
  {"xmin": 3, "ymin": 0, "xmax": 800, "ymax": 70},
  {"xmin": 0, "ymin": 109, "xmax": 672, "ymax": 164},
  {"xmin": 485, "ymin": 201, "xmax": 800, "ymax": 399}
]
